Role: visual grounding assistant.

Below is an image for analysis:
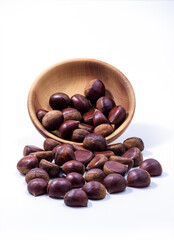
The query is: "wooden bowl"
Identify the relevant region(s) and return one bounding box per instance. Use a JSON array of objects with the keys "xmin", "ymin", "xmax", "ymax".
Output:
[{"xmin": 28, "ymin": 58, "xmax": 136, "ymax": 144}]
